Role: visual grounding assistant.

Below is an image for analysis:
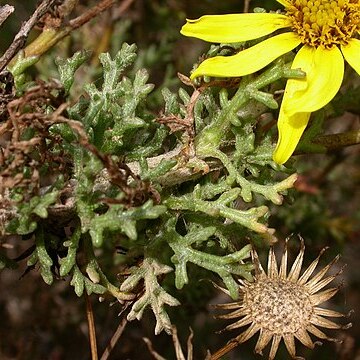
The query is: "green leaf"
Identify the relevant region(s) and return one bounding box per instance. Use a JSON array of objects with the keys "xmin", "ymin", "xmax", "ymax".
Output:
[
  {"xmin": 7, "ymin": 188, "xmax": 60, "ymax": 235},
  {"xmin": 59, "ymin": 226, "xmax": 81, "ymax": 277},
  {"xmin": 120, "ymin": 257, "xmax": 180, "ymax": 335},
  {"xmin": 70, "ymin": 265, "xmax": 106, "ymax": 297},
  {"xmin": 56, "ymin": 50, "xmax": 91, "ymax": 93},
  {"xmin": 159, "ymin": 218, "xmax": 253, "ymax": 299},
  {"xmin": 166, "ymin": 184, "xmax": 275, "ymax": 238},
  {"xmin": 34, "ymin": 227, "xmax": 54, "ymax": 285},
  {"xmin": 70, "ymin": 265, "xmax": 85, "ymax": 297},
  {"xmin": 88, "ymin": 200, "xmax": 167, "ymax": 247}
]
